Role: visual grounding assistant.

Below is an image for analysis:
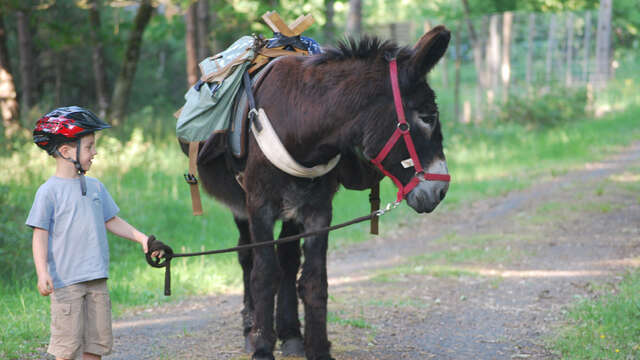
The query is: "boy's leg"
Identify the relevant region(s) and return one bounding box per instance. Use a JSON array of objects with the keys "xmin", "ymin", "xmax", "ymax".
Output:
[
  {"xmin": 82, "ymin": 278, "xmax": 113, "ymax": 357},
  {"xmin": 48, "ymin": 283, "xmax": 87, "ymax": 360}
]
